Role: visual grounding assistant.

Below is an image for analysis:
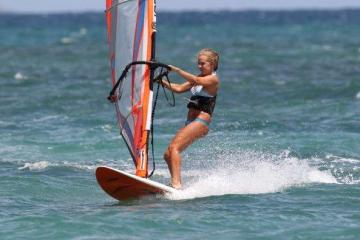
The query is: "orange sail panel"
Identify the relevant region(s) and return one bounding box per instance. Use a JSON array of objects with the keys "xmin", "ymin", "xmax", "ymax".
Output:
[{"xmin": 106, "ymin": 0, "xmax": 155, "ymax": 177}]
